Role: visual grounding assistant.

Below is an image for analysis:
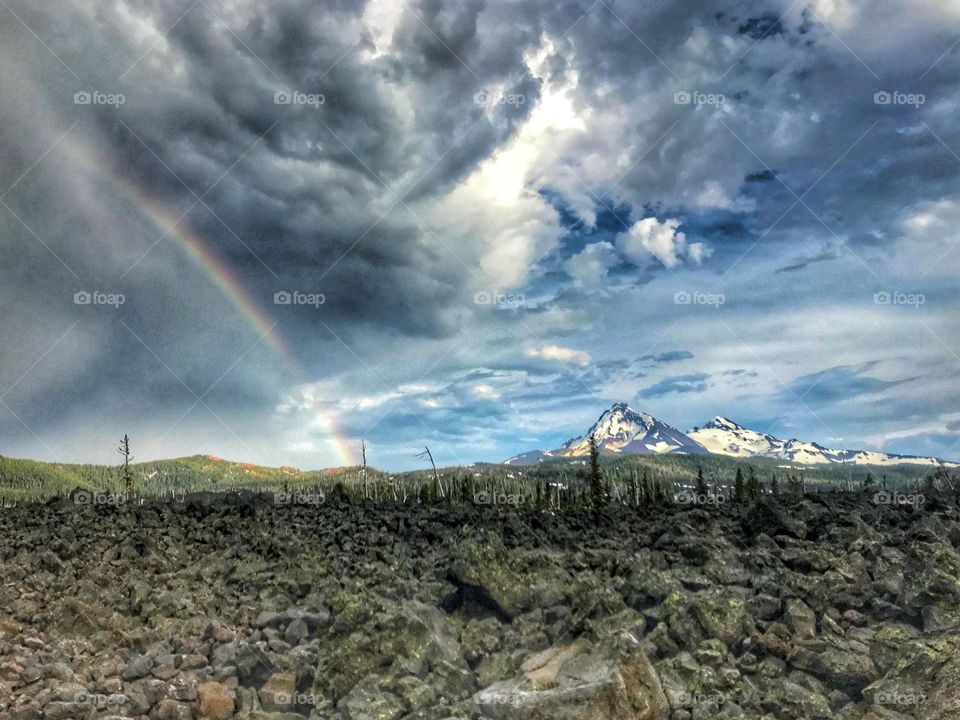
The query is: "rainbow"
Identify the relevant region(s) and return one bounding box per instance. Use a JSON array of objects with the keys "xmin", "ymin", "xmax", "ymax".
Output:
[
  {"xmin": 66, "ymin": 137, "xmax": 356, "ymax": 467},
  {"xmin": 122, "ymin": 189, "xmax": 298, "ymax": 369}
]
